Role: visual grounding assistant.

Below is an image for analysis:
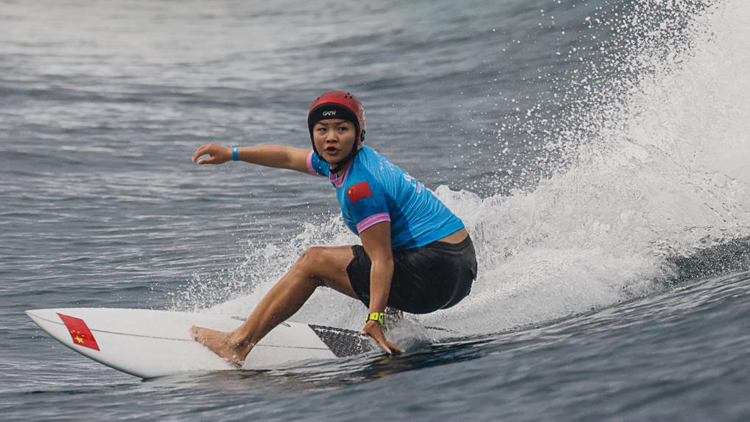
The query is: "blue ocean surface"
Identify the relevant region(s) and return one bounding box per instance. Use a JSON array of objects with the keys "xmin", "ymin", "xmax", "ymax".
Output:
[{"xmin": 2, "ymin": 0, "xmax": 750, "ymax": 420}]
